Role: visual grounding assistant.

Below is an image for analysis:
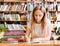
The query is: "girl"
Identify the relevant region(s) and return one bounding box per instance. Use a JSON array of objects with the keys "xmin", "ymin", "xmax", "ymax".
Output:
[{"xmin": 26, "ymin": 6, "xmax": 53, "ymax": 43}]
